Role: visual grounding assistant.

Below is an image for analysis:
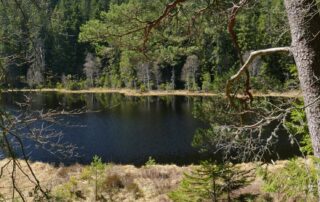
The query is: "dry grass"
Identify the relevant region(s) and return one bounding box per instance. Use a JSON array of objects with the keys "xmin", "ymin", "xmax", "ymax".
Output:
[
  {"xmin": 0, "ymin": 159, "xmax": 301, "ymax": 202},
  {"xmin": 0, "ymin": 160, "xmax": 191, "ymax": 202}
]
